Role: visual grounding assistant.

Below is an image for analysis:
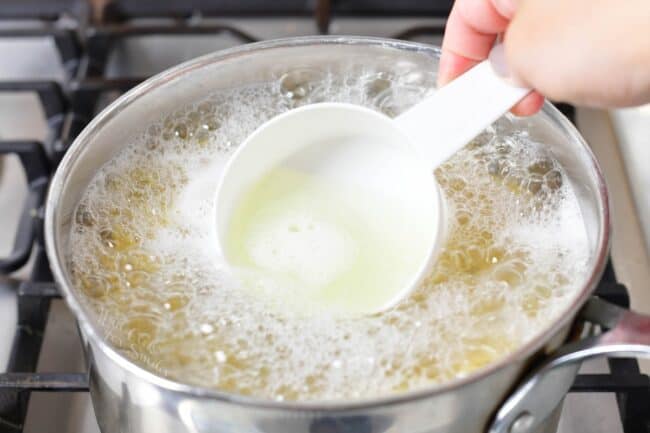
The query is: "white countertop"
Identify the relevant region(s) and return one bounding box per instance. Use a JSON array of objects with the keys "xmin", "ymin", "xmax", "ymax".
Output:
[{"xmin": 611, "ymin": 105, "xmax": 650, "ymax": 252}]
